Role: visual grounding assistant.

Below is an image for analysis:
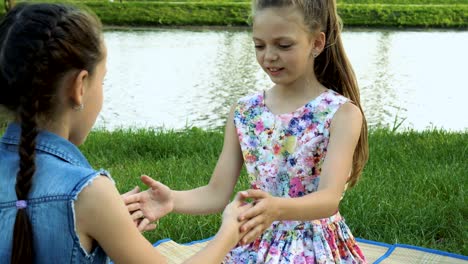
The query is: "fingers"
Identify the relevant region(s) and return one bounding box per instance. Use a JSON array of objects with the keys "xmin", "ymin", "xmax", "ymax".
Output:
[
  {"xmin": 140, "ymin": 175, "xmax": 161, "ymax": 190},
  {"xmin": 137, "ymin": 218, "xmax": 151, "ymax": 232},
  {"xmin": 123, "ymin": 192, "xmax": 141, "ymax": 205},
  {"xmin": 238, "ymin": 201, "xmax": 263, "ymax": 221},
  {"xmin": 130, "ymin": 210, "xmax": 145, "ymax": 221},
  {"xmin": 243, "ymin": 189, "xmax": 267, "ymax": 200},
  {"xmin": 232, "ymin": 191, "xmax": 249, "ymax": 205},
  {"xmin": 133, "ymin": 213, "xmax": 158, "ymax": 232},
  {"xmin": 239, "ymin": 190, "xmax": 249, "ymax": 199},
  {"xmin": 240, "ymin": 214, "xmax": 263, "ymax": 233},
  {"xmin": 141, "ymin": 223, "xmax": 157, "ymax": 232},
  {"xmin": 240, "ymin": 224, "xmax": 264, "ymax": 245},
  {"xmin": 121, "ymin": 186, "xmax": 140, "ymax": 199},
  {"xmin": 126, "ymin": 202, "xmax": 140, "ymax": 212}
]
